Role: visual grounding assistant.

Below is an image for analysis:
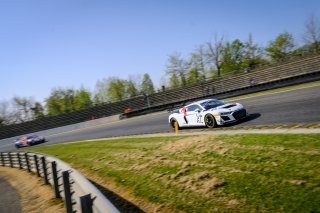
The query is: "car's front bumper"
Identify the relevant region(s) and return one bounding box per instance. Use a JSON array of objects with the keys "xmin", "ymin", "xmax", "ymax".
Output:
[{"xmin": 216, "ymin": 109, "xmax": 247, "ymax": 125}]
